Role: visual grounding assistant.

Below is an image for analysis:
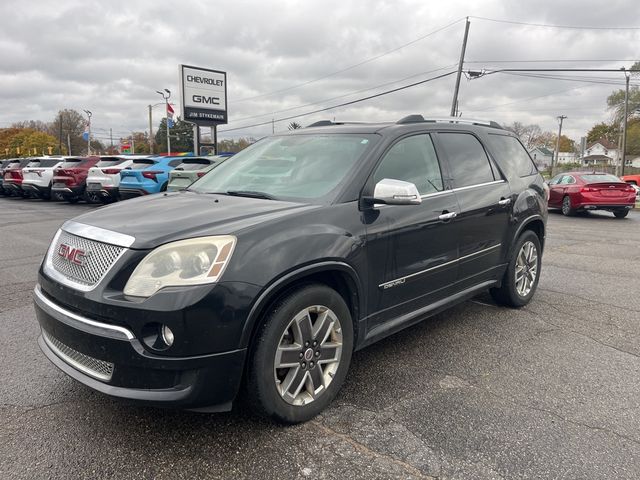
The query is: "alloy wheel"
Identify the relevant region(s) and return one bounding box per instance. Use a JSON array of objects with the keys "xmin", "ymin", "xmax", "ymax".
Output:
[
  {"xmin": 273, "ymin": 305, "xmax": 343, "ymax": 406},
  {"xmin": 515, "ymin": 241, "xmax": 538, "ymax": 297}
]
